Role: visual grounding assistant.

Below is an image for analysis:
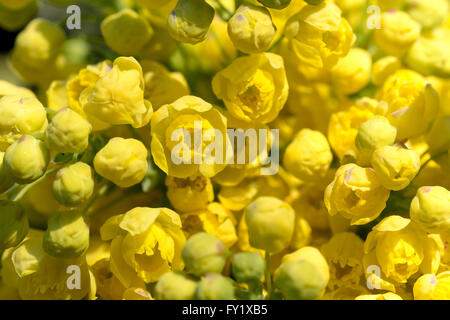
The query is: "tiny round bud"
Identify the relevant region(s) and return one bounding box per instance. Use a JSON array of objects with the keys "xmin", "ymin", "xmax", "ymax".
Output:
[
  {"xmin": 53, "ymin": 162, "xmax": 94, "ymax": 207},
  {"xmin": 257, "ymin": 0, "xmax": 291, "ymax": 9},
  {"xmin": 154, "ymin": 271, "xmax": 197, "ymax": 300},
  {"xmin": 195, "ymin": 273, "xmax": 235, "ymax": 300},
  {"xmin": 245, "ymin": 197, "xmax": 295, "ymax": 253},
  {"xmin": 167, "ymin": 0, "xmax": 215, "ymax": 44},
  {"xmin": 231, "ymin": 252, "xmax": 265, "ymax": 283},
  {"xmin": 182, "ymin": 232, "xmax": 229, "ymax": 277},
  {"xmin": 43, "ymin": 211, "xmax": 89, "ymax": 258},
  {"xmin": 274, "ymin": 260, "xmax": 326, "ymax": 300},
  {"xmin": 4, "ymin": 135, "xmax": 49, "ymax": 184},
  {"xmin": 45, "ymin": 108, "xmax": 92, "ymax": 154}
]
